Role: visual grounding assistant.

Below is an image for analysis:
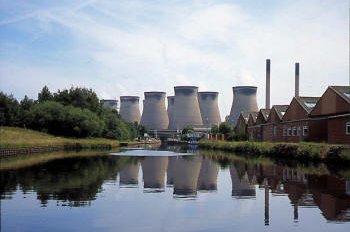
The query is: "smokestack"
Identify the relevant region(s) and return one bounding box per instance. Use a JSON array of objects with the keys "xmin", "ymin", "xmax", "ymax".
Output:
[
  {"xmin": 228, "ymin": 86, "xmax": 259, "ymax": 126},
  {"xmin": 266, "ymin": 59, "xmax": 271, "ymax": 109},
  {"xmin": 167, "ymin": 96, "xmax": 175, "ymax": 130},
  {"xmin": 198, "ymin": 92, "xmax": 221, "ymax": 127},
  {"xmin": 140, "ymin": 92, "xmax": 169, "ymax": 130},
  {"xmin": 119, "ymin": 96, "xmax": 141, "ymax": 124},
  {"xmin": 295, "ymin": 62, "xmax": 300, "ymax": 97},
  {"xmin": 170, "ymin": 86, "xmax": 203, "ymax": 130}
]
